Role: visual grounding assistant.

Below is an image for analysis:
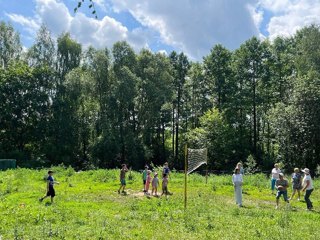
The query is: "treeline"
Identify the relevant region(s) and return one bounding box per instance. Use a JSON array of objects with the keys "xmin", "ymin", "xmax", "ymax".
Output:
[{"xmin": 1, "ymin": 22, "xmax": 320, "ymax": 172}]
